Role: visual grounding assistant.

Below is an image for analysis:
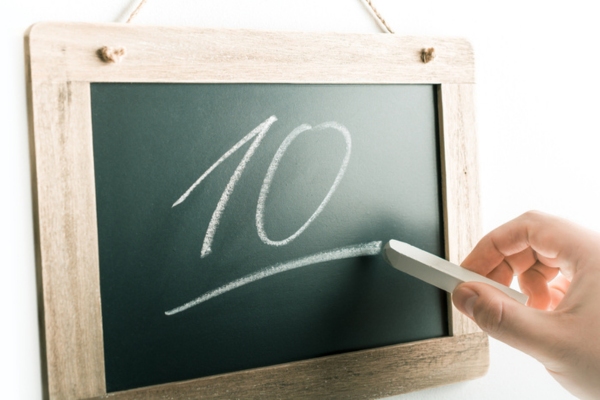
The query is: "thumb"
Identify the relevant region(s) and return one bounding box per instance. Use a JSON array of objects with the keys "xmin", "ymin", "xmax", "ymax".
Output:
[{"xmin": 453, "ymin": 282, "xmax": 558, "ymax": 363}]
